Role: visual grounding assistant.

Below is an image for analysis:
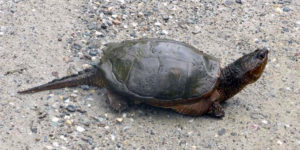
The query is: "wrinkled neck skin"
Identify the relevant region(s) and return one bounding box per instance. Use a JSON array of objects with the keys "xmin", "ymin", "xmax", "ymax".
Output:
[{"xmin": 217, "ymin": 61, "xmax": 249, "ymax": 102}]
